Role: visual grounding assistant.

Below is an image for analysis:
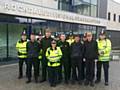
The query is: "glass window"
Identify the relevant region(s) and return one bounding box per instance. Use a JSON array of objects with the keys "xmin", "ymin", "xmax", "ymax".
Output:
[
  {"xmin": 119, "ymin": 15, "xmax": 120, "ymax": 23},
  {"xmin": 113, "ymin": 14, "xmax": 116, "ymax": 21},
  {"xmin": 0, "ymin": 23, "xmax": 7, "ymax": 60},
  {"xmin": 8, "ymin": 23, "xmax": 27, "ymax": 58},
  {"xmin": 83, "ymin": 0, "xmax": 90, "ymax": 3},
  {"xmin": 91, "ymin": 5, "xmax": 97, "ymax": 17},
  {"xmin": 76, "ymin": 4, "xmax": 91, "ymax": 16},
  {"xmin": 91, "ymin": 0, "xmax": 97, "ymax": 5},
  {"xmin": 108, "ymin": 12, "xmax": 111, "ymax": 20}
]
